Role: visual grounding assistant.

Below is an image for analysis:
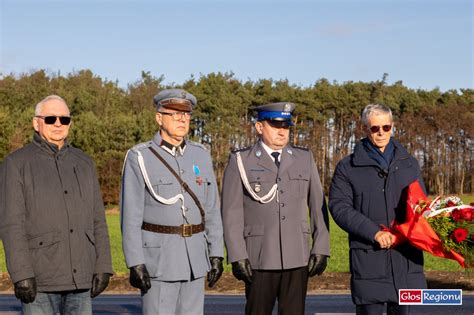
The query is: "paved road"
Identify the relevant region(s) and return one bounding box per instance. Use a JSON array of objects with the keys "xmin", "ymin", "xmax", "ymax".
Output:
[{"xmin": 0, "ymin": 294, "xmax": 473, "ymax": 314}]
